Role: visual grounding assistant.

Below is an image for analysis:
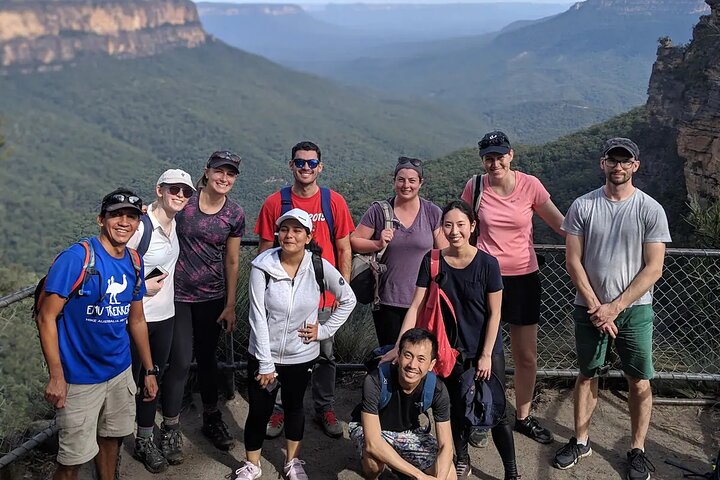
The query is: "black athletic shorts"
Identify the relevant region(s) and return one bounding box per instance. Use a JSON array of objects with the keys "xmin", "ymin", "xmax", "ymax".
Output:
[{"xmin": 501, "ymin": 270, "xmax": 541, "ymax": 326}]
